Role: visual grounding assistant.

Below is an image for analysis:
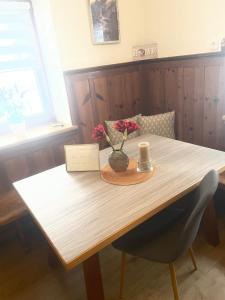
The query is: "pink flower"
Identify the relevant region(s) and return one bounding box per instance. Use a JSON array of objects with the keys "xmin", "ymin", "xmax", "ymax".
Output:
[
  {"xmin": 124, "ymin": 120, "xmax": 140, "ymax": 134},
  {"xmin": 114, "ymin": 120, "xmax": 127, "ymax": 133},
  {"xmin": 92, "ymin": 124, "xmax": 106, "ymax": 141},
  {"xmin": 114, "ymin": 120, "xmax": 139, "ymax": 135}
]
